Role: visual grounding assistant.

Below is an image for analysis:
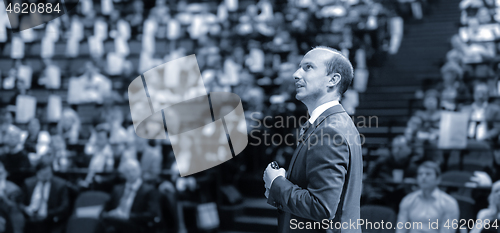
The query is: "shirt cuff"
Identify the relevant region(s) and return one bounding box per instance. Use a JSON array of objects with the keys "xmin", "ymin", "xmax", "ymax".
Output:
[{"xmin": 270, "ymin": 174, "xmax": 284, "ymax": 188}]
